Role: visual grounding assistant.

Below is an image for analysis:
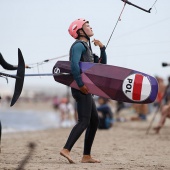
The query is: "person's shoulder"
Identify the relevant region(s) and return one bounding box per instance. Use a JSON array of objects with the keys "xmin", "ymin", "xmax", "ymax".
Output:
[
  {"xmin": 103, "ymin": 104, "xmax": 111, "ymax": 110},
  {"xmin": 71, "ymin": 41, "xmax": 86, "ymax": 51}
]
